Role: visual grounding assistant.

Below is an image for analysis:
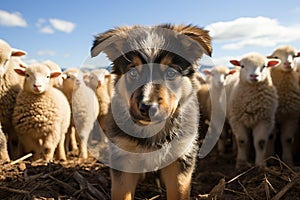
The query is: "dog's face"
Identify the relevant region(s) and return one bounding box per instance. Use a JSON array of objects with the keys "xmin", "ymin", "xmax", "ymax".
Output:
[{"xmin": 91, "ymin": 24, "xmax": 211, "ymax": 128}]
